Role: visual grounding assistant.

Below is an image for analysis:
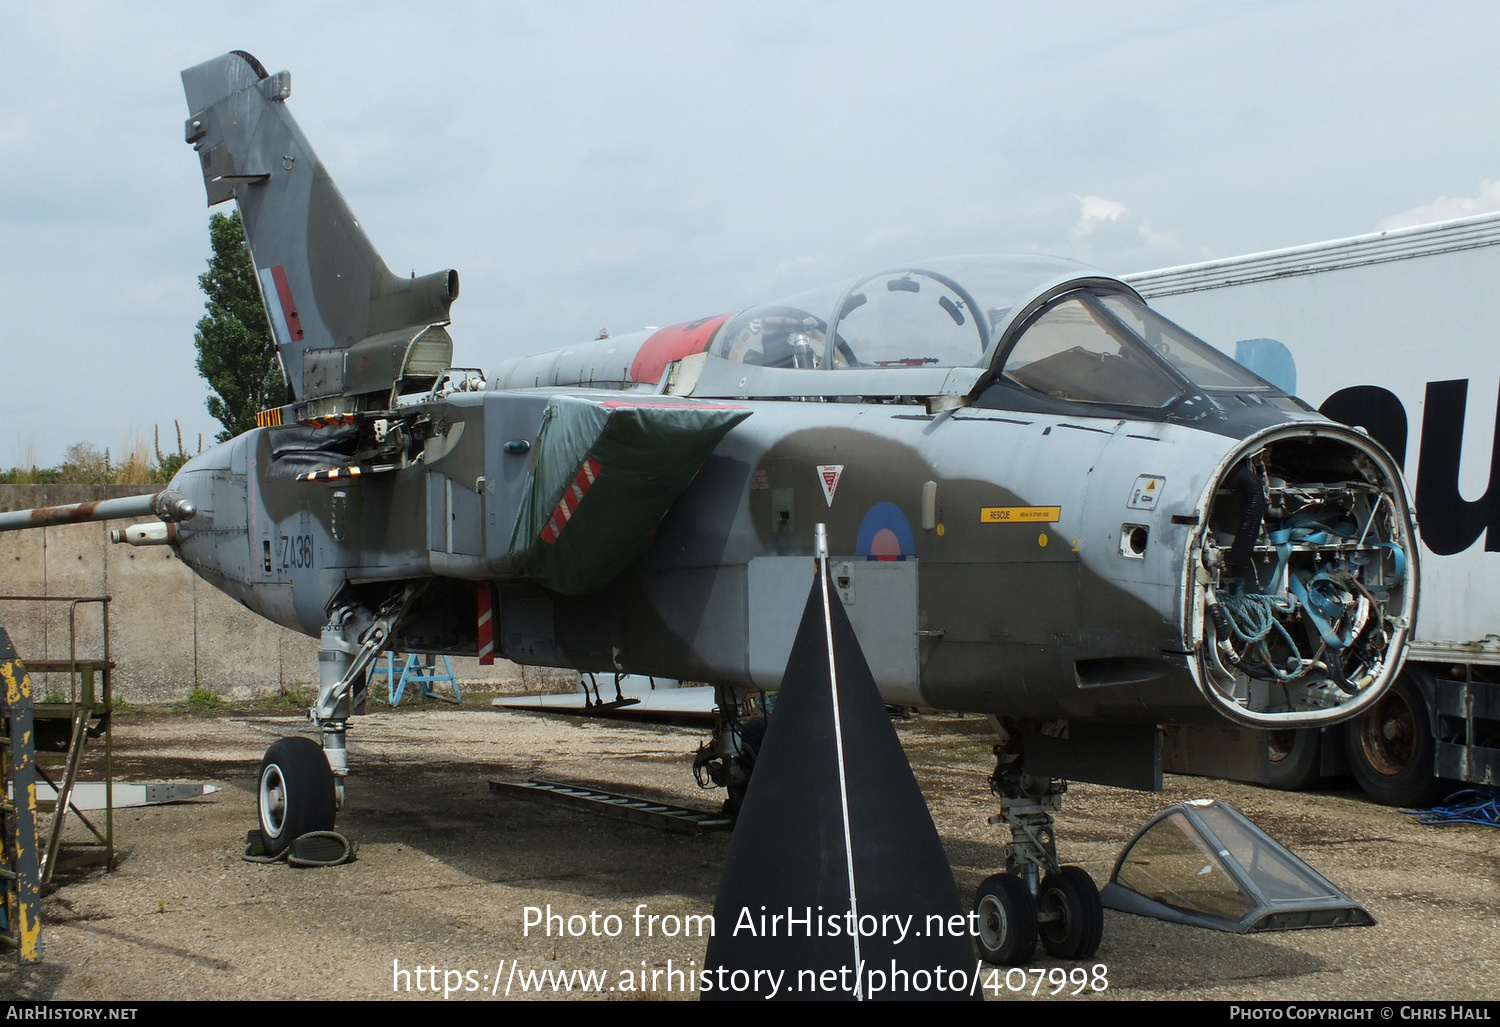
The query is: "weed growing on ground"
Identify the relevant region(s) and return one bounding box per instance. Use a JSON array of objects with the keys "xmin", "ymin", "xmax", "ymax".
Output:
[{"xmin": 186, "ymin": 684, "xmax": 223, "ymax": 712}]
